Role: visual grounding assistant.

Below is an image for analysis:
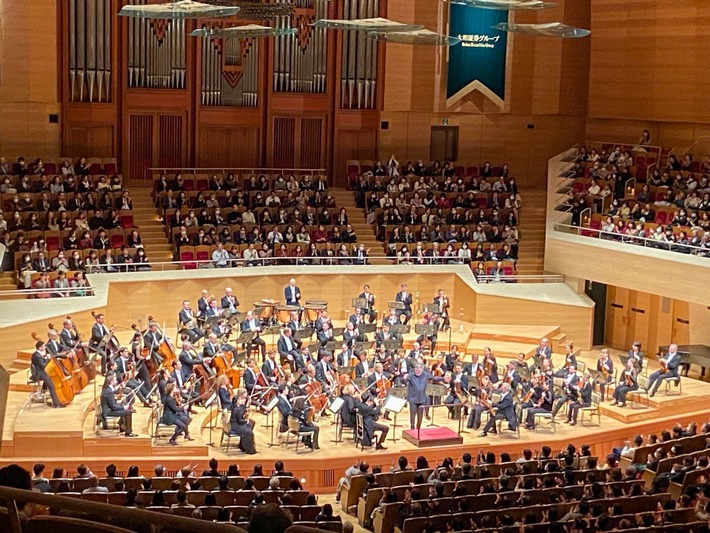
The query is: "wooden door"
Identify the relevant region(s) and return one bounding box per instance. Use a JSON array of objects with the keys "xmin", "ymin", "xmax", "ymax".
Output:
[
  {"xmin": 127, "ymin": 113, "xmax": 186, "ymax": 180},
  {"xmin": 626, "ymin": 291, "xmax": 651, "ymax": 350},
  {"xmin": 605, "ymin": 286, "xmax": 629, "ymax": 349},
  {"xmin": 272, "ymin": 116, "xmax": 325, "ymax": 169},
  {"xmin": 128, "ymin": 114, "xmax": 153, "ymax": 181},
  {"xmin": 672, "ymin": 300, "xmax": 690, "ymax": 346}
]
